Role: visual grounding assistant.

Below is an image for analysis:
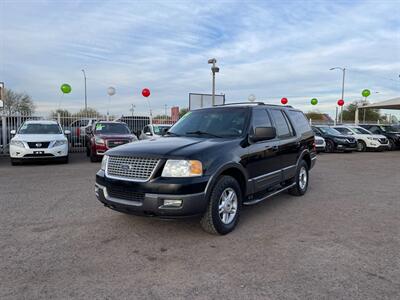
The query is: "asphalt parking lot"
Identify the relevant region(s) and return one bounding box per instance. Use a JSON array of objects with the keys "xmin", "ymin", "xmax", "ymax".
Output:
[{"xmin": 0, "ymin": 152, "xmax": 399, "ymax": 299}]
